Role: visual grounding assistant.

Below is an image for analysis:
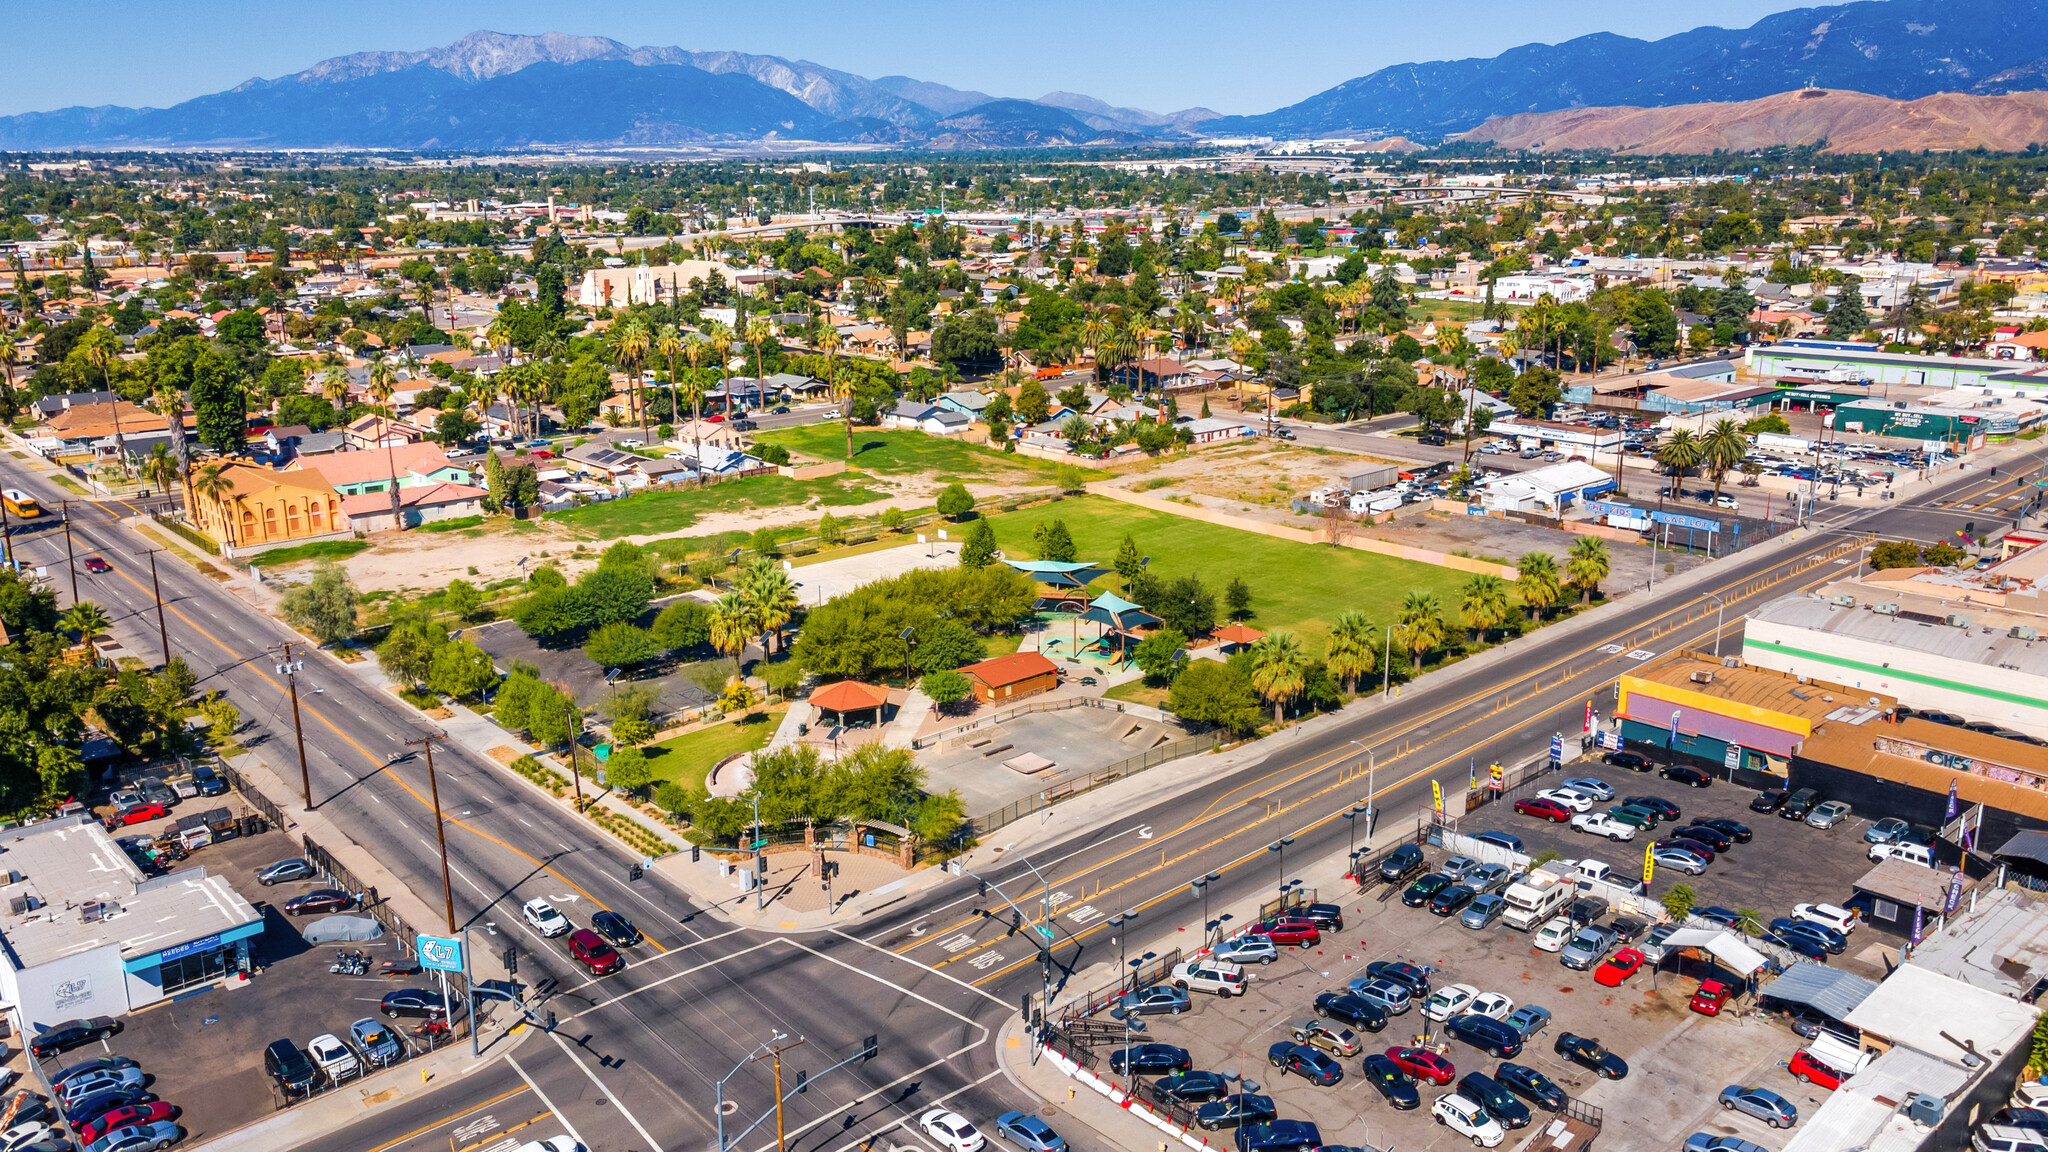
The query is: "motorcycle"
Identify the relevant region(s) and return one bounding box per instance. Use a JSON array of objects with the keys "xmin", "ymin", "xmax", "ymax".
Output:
[
  {"xmin": 330, "ymin": 948, "xmax": 369, "ymax": 975},
  {"xmin": 413, "ymin": 1020, "xmax": 452, "ymax": 1043}
]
